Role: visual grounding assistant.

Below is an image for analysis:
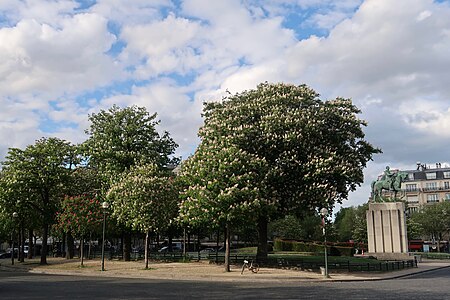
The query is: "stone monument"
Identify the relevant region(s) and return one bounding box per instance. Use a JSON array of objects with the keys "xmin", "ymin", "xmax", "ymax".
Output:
[{"xmin": 367, "ymin": 167, "xmax": 409, "ymax": 259}]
